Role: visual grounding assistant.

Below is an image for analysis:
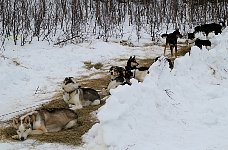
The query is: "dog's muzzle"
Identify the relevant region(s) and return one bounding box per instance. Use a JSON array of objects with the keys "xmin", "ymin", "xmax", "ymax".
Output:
[{"xmin": 20, "ymin": 137, "xmax": 25, "ymax": 141}]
